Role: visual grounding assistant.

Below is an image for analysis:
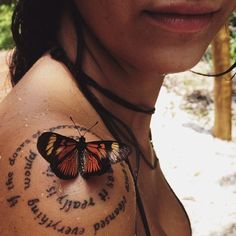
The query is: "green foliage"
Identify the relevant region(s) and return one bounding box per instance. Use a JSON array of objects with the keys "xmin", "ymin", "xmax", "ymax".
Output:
[
  {"xmin": 0, "ymin": 4, "xmax": 14, "ymax": 50},
  {"xmin": 230, "ymin": 11, "xmax": 236, "ymax": 60}
]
